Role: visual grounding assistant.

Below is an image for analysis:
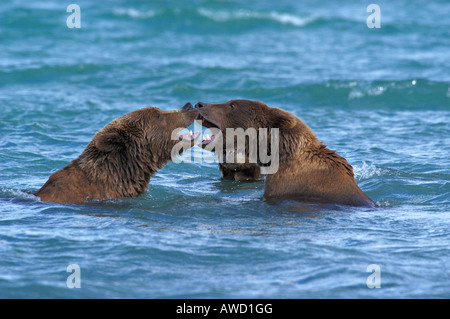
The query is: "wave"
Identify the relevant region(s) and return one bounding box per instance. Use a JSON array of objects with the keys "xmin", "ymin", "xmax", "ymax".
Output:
[
  {"xmin": 218, "ymin": 79, "xmax": 450, "ymax": 110},
  {"xmin": 197, "ymin": 8, "xmax": 315, "ymax": 27},
  {"xmin": 112, "ymin": 7, "xmax": 316, "ymax": 28},
  {"xmin": 112, "ymin": 8, "xmax": 156, "ymax": 19},
  {"xmin": 320, "ymin": 79, "xmax": 450, "ymax": 109},
  {"xmin": 0, "ymin": 187, "xmax": 38, "ymax": 201}
]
